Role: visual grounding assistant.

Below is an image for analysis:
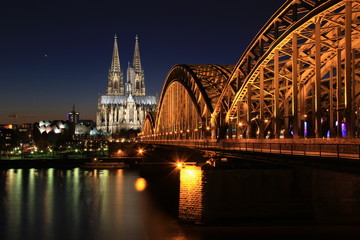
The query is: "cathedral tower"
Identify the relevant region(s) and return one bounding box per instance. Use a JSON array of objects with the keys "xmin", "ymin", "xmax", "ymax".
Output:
[
  {"xmin": 107, "ymin": 35, "xmax": 124, "ymax": 95},
  {"xmin": 97, "ymin": 35, "xmax": 157, "ymax": 137},
  {"xmin": 126, "ymin": 35, "xmax": 145, "ymax": 96}
]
